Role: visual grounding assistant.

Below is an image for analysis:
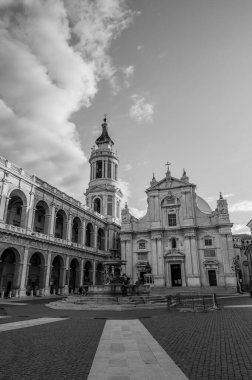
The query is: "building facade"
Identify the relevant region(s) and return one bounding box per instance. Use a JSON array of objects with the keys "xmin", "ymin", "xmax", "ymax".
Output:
[
  {"xmin": 233, "ymin": 234, "xmax": 251, "ymax": 291},
  {"xmin": 0, "ymin": 118, "xmax": 120, "ymax": 298},
  {"xmin": 121, "ymin": 167, "xmax": 237, "ymax": 290}
]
